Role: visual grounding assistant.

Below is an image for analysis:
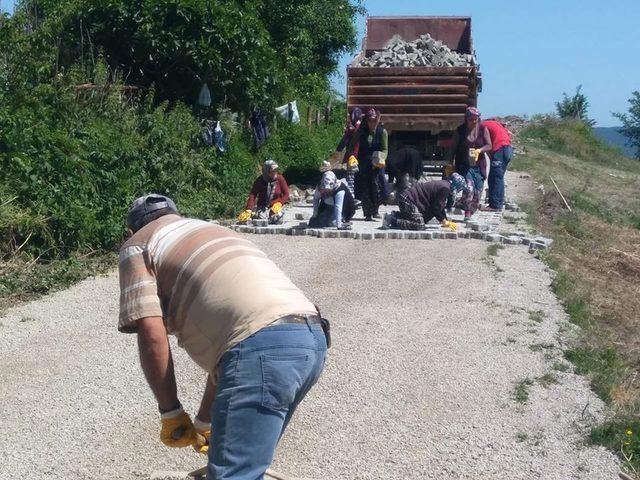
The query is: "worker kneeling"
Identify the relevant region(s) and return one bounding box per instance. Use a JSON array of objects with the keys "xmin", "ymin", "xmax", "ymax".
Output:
[
  {"xmin": 383, "ymin": 175, "xmax": 458, "ymax": 232},
  {"xmin": 238, "ymin": 160, "xmax": 289, "ymax": 224},
  {"xmin": 119, "ymin": 194, "xmax": 328, "ymax": 480},
  {"xmin": 309, "ymin": 171, "xmax": 356, "ymax": 229}
]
